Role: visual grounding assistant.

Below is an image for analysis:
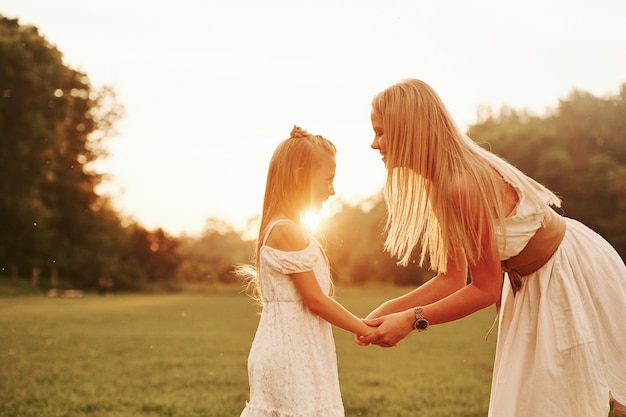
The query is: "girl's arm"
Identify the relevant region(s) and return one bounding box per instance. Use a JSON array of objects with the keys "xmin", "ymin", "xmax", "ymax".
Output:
[
  {"xmin": 265, "ymin": 219, "xmax": 376, "ymax": 337},
  {"xmin": 291, "ymin": 271, "xmax": 375, "ymax": 337}
]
